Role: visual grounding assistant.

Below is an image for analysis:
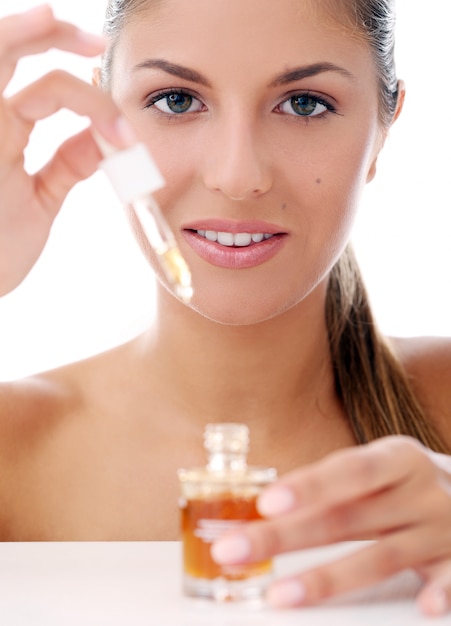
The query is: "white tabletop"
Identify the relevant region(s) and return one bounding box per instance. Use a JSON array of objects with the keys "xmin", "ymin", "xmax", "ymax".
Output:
[{"xmin": 0, "ymin": 541, "xmax": 446, "ymax": 625}]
